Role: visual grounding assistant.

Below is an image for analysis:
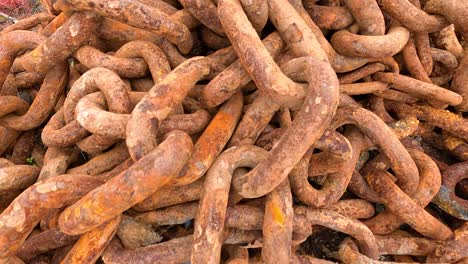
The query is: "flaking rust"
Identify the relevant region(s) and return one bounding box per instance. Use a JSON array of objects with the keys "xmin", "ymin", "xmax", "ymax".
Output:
[{"xmin": 0, "ymin": 0, "xmax": 466, "ymax": 263}]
